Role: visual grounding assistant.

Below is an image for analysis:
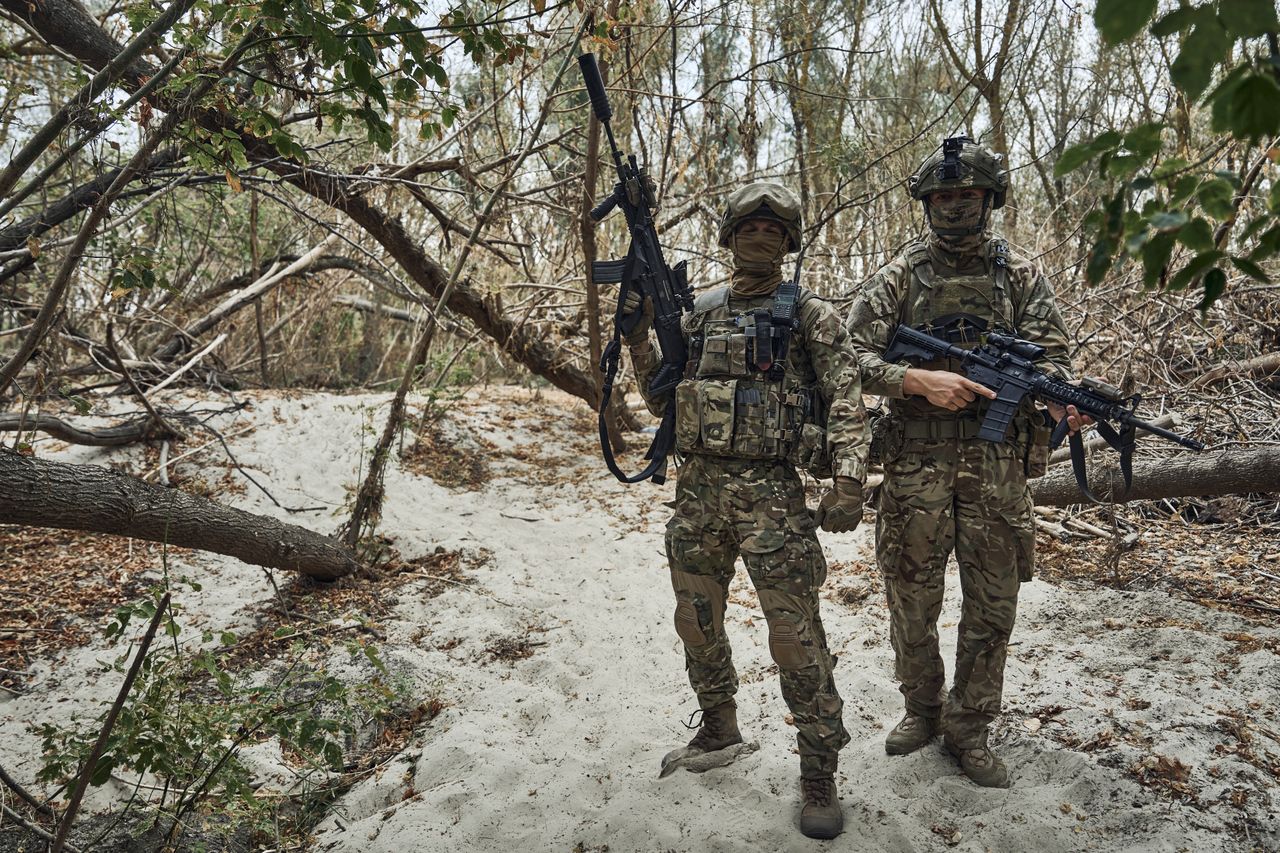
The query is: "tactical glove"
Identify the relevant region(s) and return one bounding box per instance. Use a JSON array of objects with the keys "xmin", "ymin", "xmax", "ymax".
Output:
[
  {"xmin": 619, "ymin": 289, "xmax": 653, "ymax": 347},
  {"xmin": 814, "ymin": 476, "xmax": 863, "ymax": 533}
]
